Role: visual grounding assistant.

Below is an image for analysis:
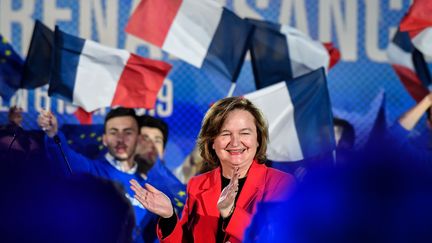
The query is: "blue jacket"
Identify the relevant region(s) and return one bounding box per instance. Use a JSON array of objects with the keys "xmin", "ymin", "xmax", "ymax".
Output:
[{"xmin": 44, "ymin": 132, "xmax": 158, "ymax": 242}]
